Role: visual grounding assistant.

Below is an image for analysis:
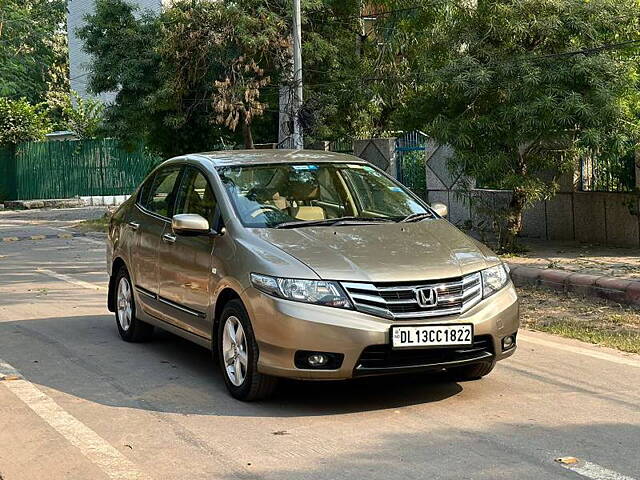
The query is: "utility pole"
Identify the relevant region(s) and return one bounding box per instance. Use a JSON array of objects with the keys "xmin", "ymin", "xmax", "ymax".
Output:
[{"xmin": 291, "ymin": 0, "xmax": 304, "ymax": 149}]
